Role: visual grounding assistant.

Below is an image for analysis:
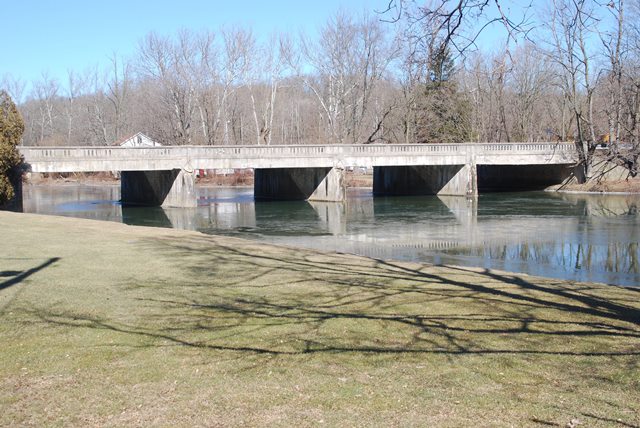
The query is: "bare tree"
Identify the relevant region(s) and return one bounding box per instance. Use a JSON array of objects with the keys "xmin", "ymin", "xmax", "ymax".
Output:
[
  {"xmin": 187, "ymin": 28, "xmax": 252, "ymax": 145},
  {"xmin": 106, "ymin": 54, "xmax": 131, "ymax": 142},
  {"xmin": 31, "ymin": 73, "xmax": 60, "ymax": 144},
  {"xmin": 0, "ymin": 74, "xmax": 26, "ymax": 106},
  {"xmin": 62, "ymin": 70, "xmax": 88, "ymax": 145},
  {"xmin": 625, "ymin": 0, "xmax": 640, "ymax": 150},
  {"xmin": 190, "ymin": 31, "xmax": 219, "ymax": 145},
  {"xmin": 87, "ymin": 67, "xmax": 109, "ymax": 145},
  {"xmin": 247, "ymin": 33, "xmax": 289, "ymax": 145},
  {"xmin": 598, "ymin": 0, "xmax": 625, "ymax": 149},
  {"xmin": 297, "ymin": 12, "xmax": 396, "ymax": 144},
  {"xmin": 382, "ymin": 0, "xmax": 532, "ymax": 59},
  {"xmin": 138, "ymin": 31, "xmax": 198, "ymax": 145},
  {"xmin": 545, "ymin": 0, "xmax": 599, "ymax": 178},
  {"xmin": 220, "ymin": 28, "xmax": 252, "ymax": 145},
  {"xmin": 504, "ymin": 44, "xmax": 553, "ymax": 142}
]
